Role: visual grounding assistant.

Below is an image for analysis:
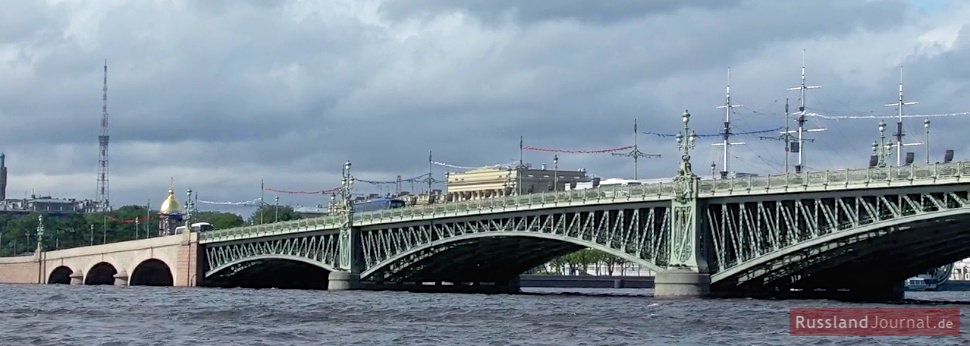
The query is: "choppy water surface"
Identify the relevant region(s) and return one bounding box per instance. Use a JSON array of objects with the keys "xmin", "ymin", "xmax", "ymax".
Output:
[{"xmin": 1, "ymin": 285, "xmax": 969, "ymax": 345}]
